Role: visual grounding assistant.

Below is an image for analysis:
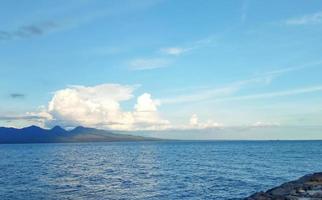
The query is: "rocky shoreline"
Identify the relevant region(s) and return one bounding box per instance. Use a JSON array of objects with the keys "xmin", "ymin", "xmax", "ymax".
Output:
[{"xmin": 245, "ymin": 172, "xmax": 322, "ymax": 200}]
